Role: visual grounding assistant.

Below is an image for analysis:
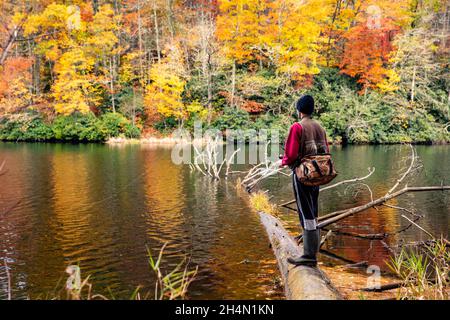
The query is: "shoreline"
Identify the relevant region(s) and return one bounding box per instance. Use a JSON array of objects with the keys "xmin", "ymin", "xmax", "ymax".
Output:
[
  {"xmin": 1, "ymin": 135, "xmax": 449, "ymax": 146},
  {"xmin": 106, "ymin": 136, "xmax": 450, "ymax": 146}
]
